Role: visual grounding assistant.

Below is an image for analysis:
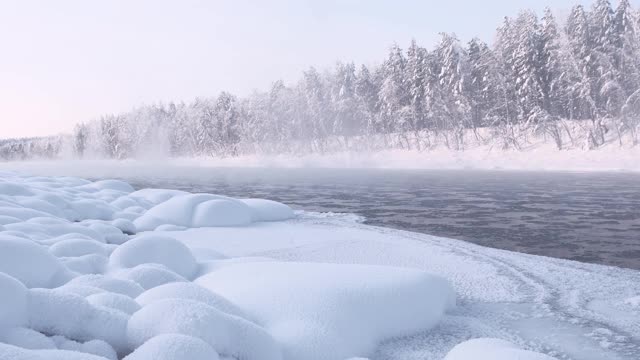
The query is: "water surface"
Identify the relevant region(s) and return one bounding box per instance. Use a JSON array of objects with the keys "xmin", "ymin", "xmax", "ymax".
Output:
[{"xmin": 121, "ymin": 168, "xmax": 640, "ymax": 269}]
